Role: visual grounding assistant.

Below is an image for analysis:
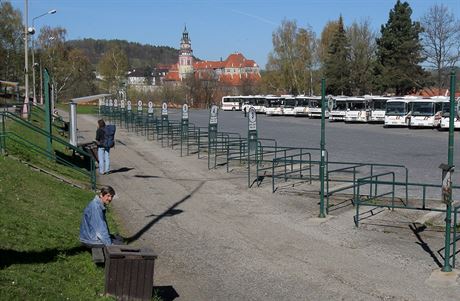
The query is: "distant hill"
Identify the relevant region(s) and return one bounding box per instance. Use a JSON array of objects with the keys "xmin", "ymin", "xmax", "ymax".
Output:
[{"xmin": 66, "ymin": 38, "xmax": 180, "ymax": 69}]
